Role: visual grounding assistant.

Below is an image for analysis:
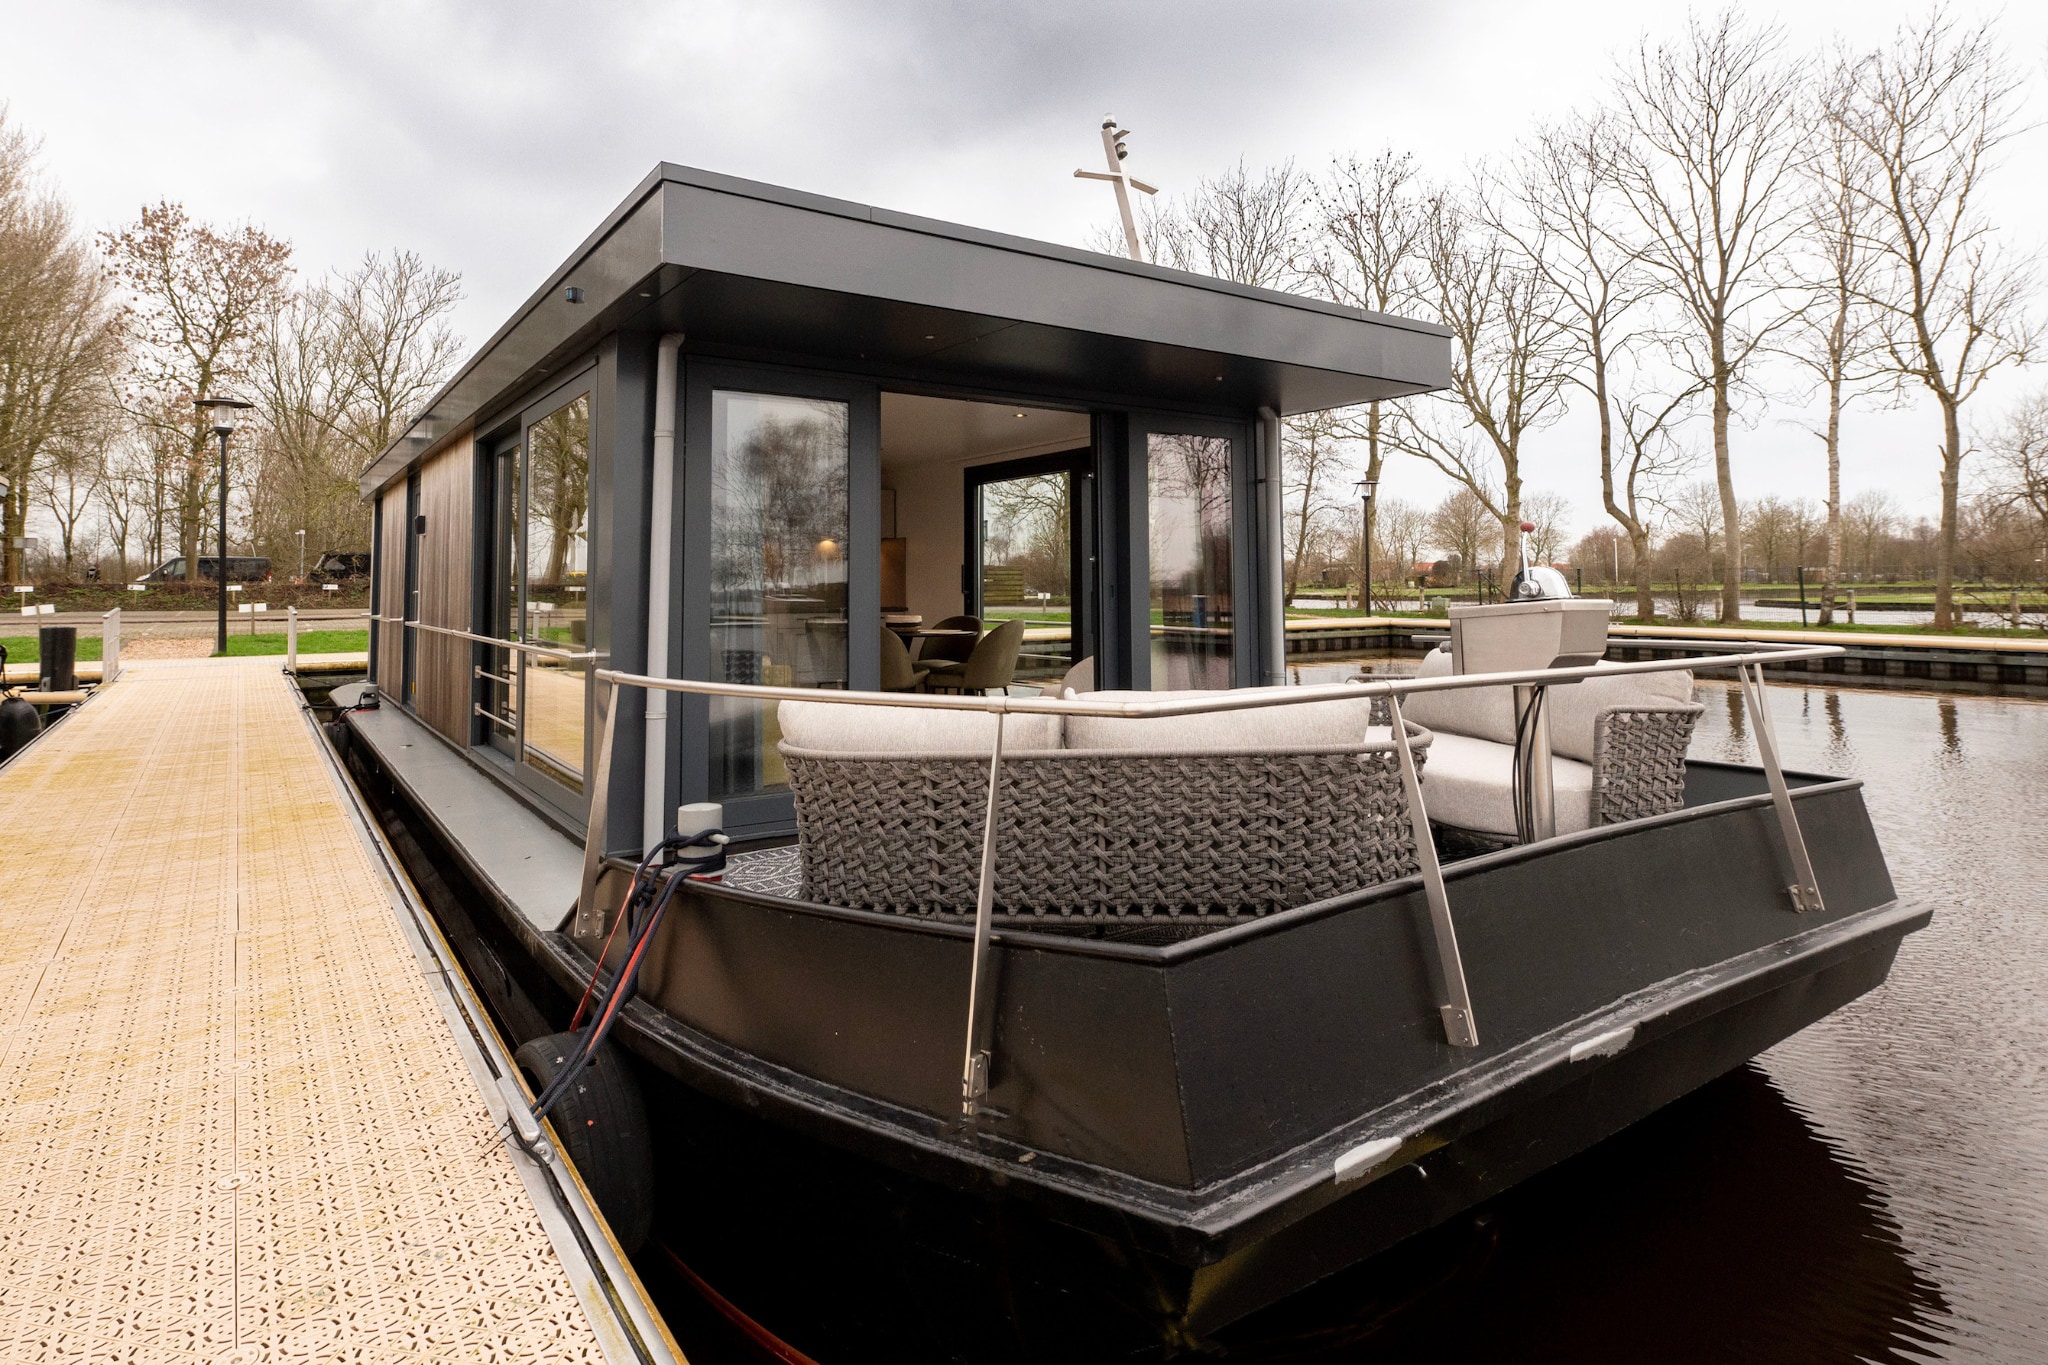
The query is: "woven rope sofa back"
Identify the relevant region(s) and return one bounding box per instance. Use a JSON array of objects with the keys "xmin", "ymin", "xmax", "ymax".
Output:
[{"xmin": 777, "ymin": 697, "xmax": 1429, "ymax": 919}]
